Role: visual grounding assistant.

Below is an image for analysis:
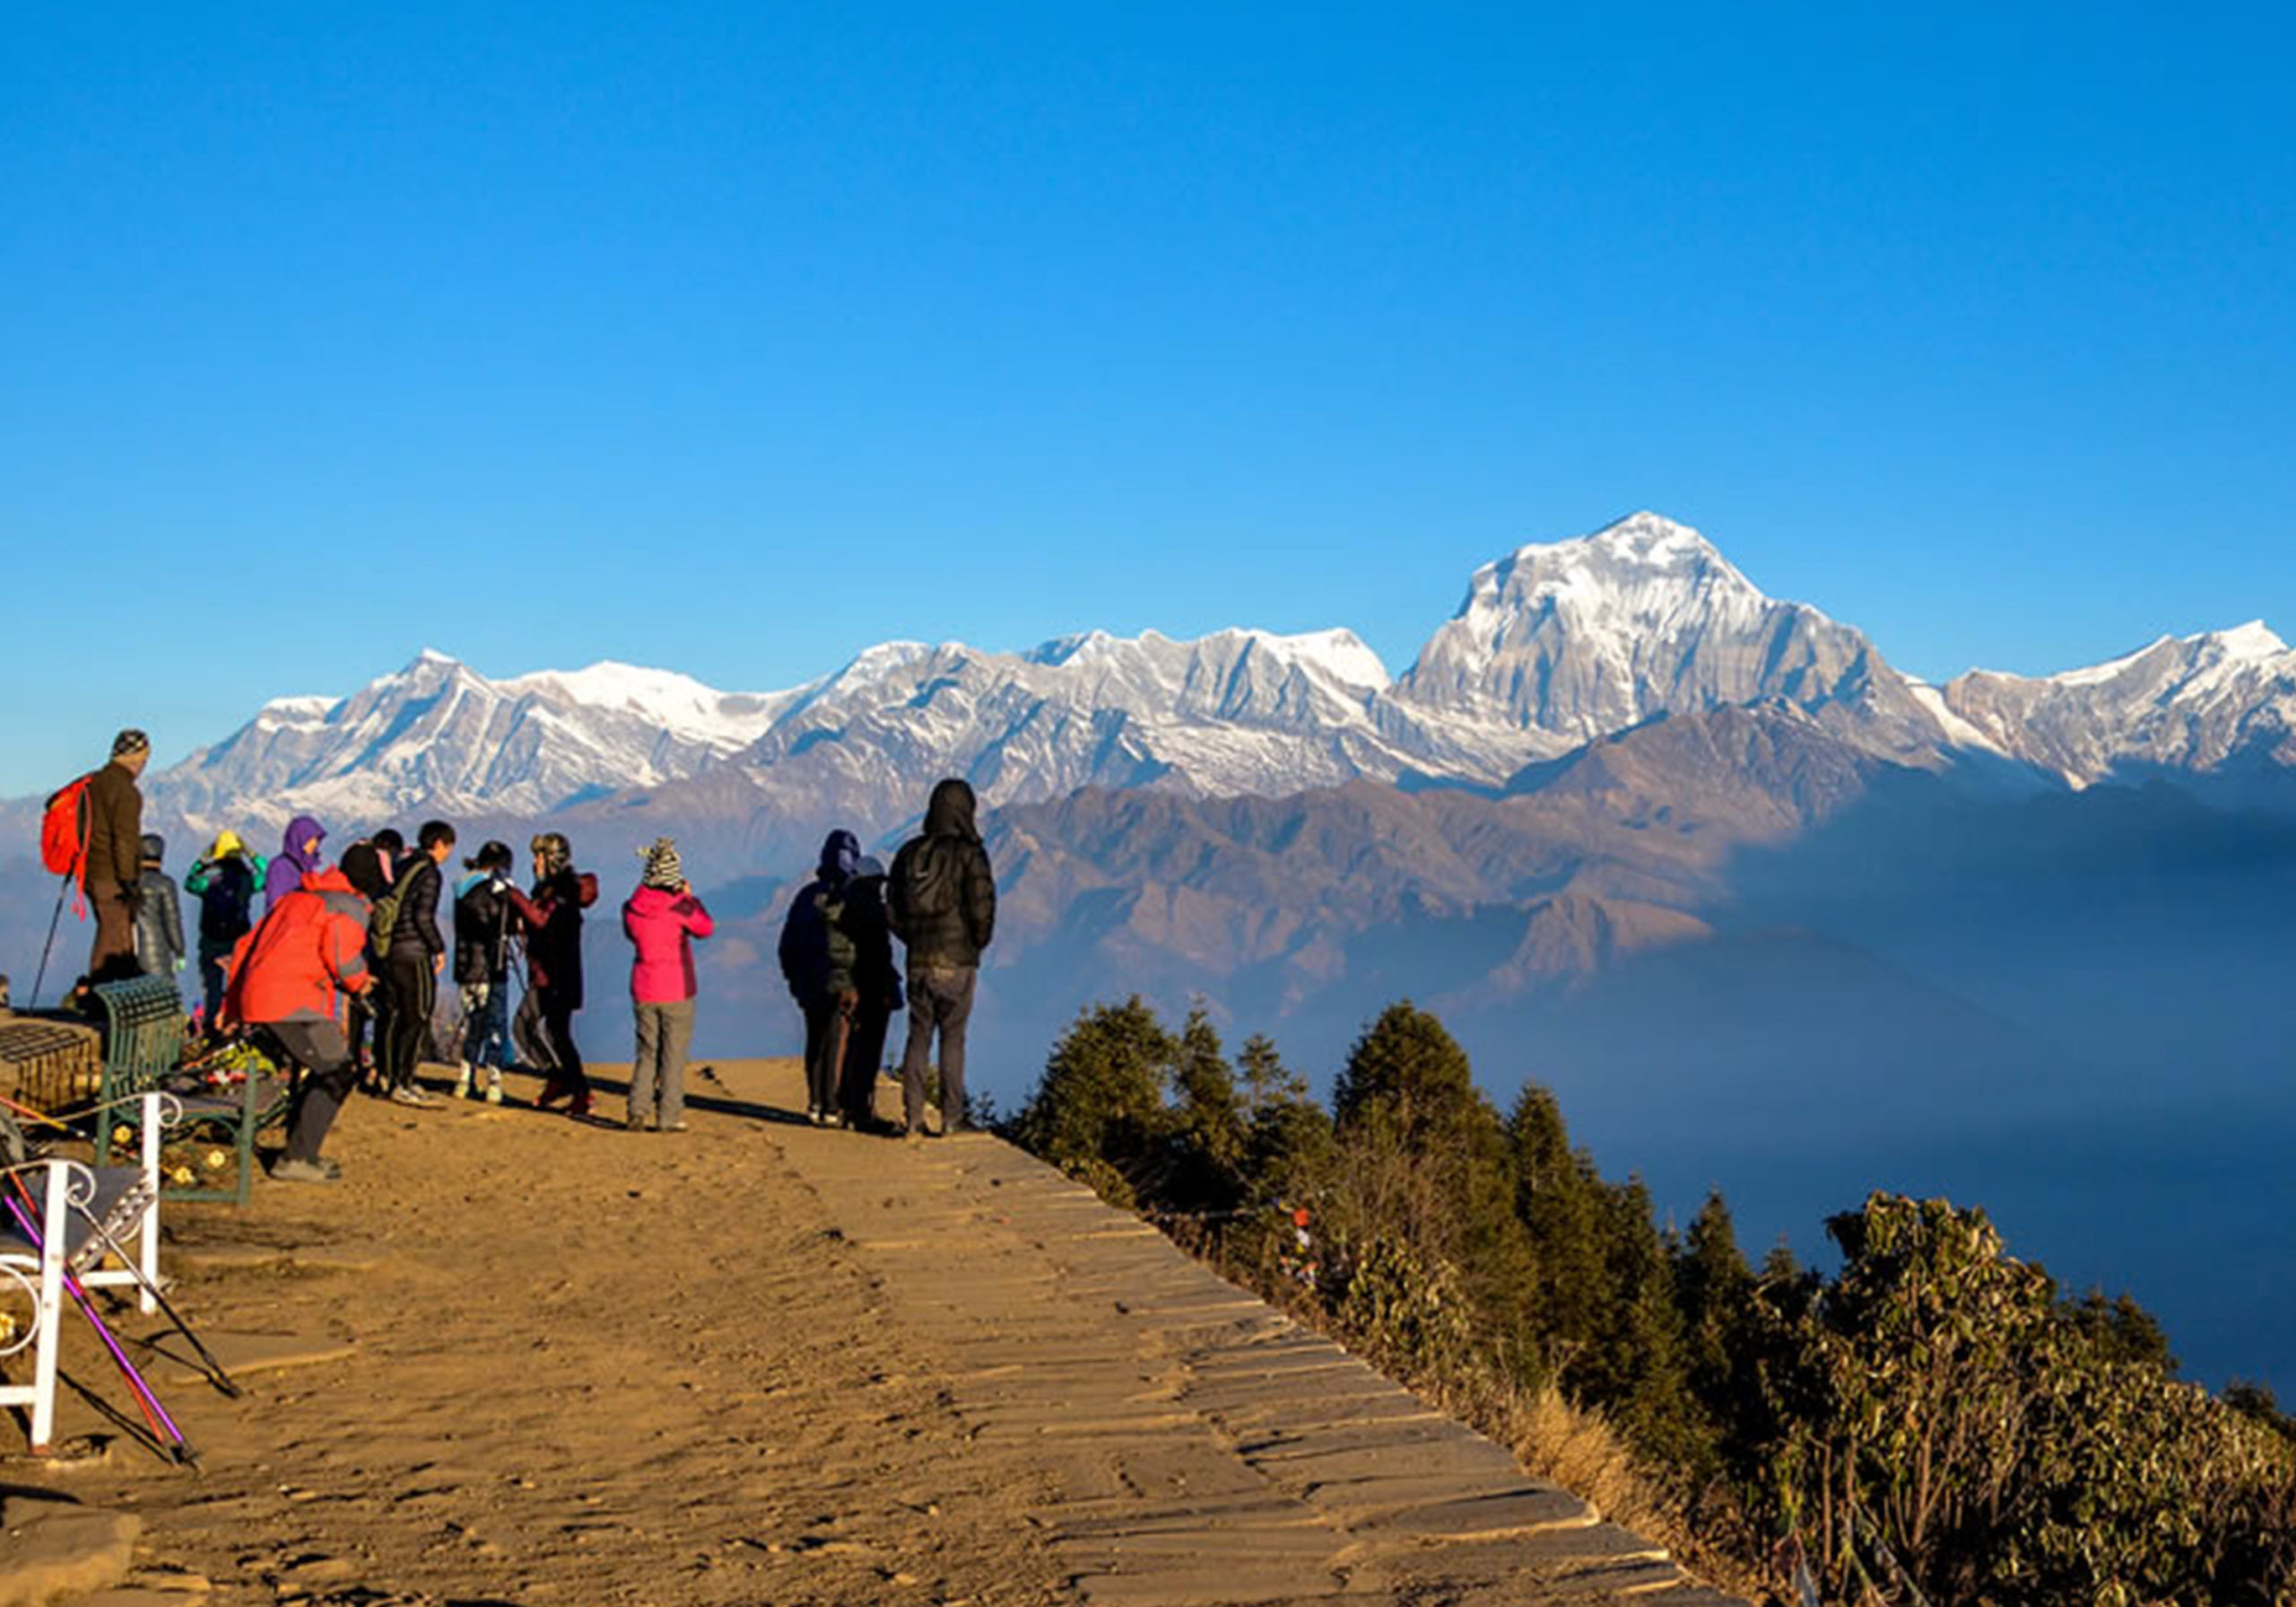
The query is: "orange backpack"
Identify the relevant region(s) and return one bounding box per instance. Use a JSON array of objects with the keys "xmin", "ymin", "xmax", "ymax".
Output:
[{"xmin": 39, "ymin": 774, "xmax": 93, "ymax": 887}]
